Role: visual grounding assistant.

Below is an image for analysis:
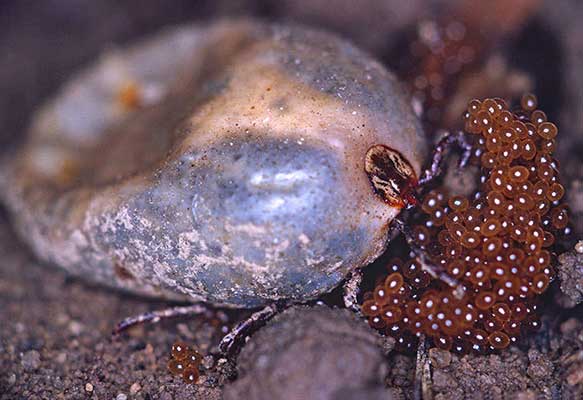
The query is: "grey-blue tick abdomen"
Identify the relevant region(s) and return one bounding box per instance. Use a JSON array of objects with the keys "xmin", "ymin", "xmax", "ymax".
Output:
[{"xmin": 0, "ymin": 20, "xmax": 426, "ymax": 307}]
